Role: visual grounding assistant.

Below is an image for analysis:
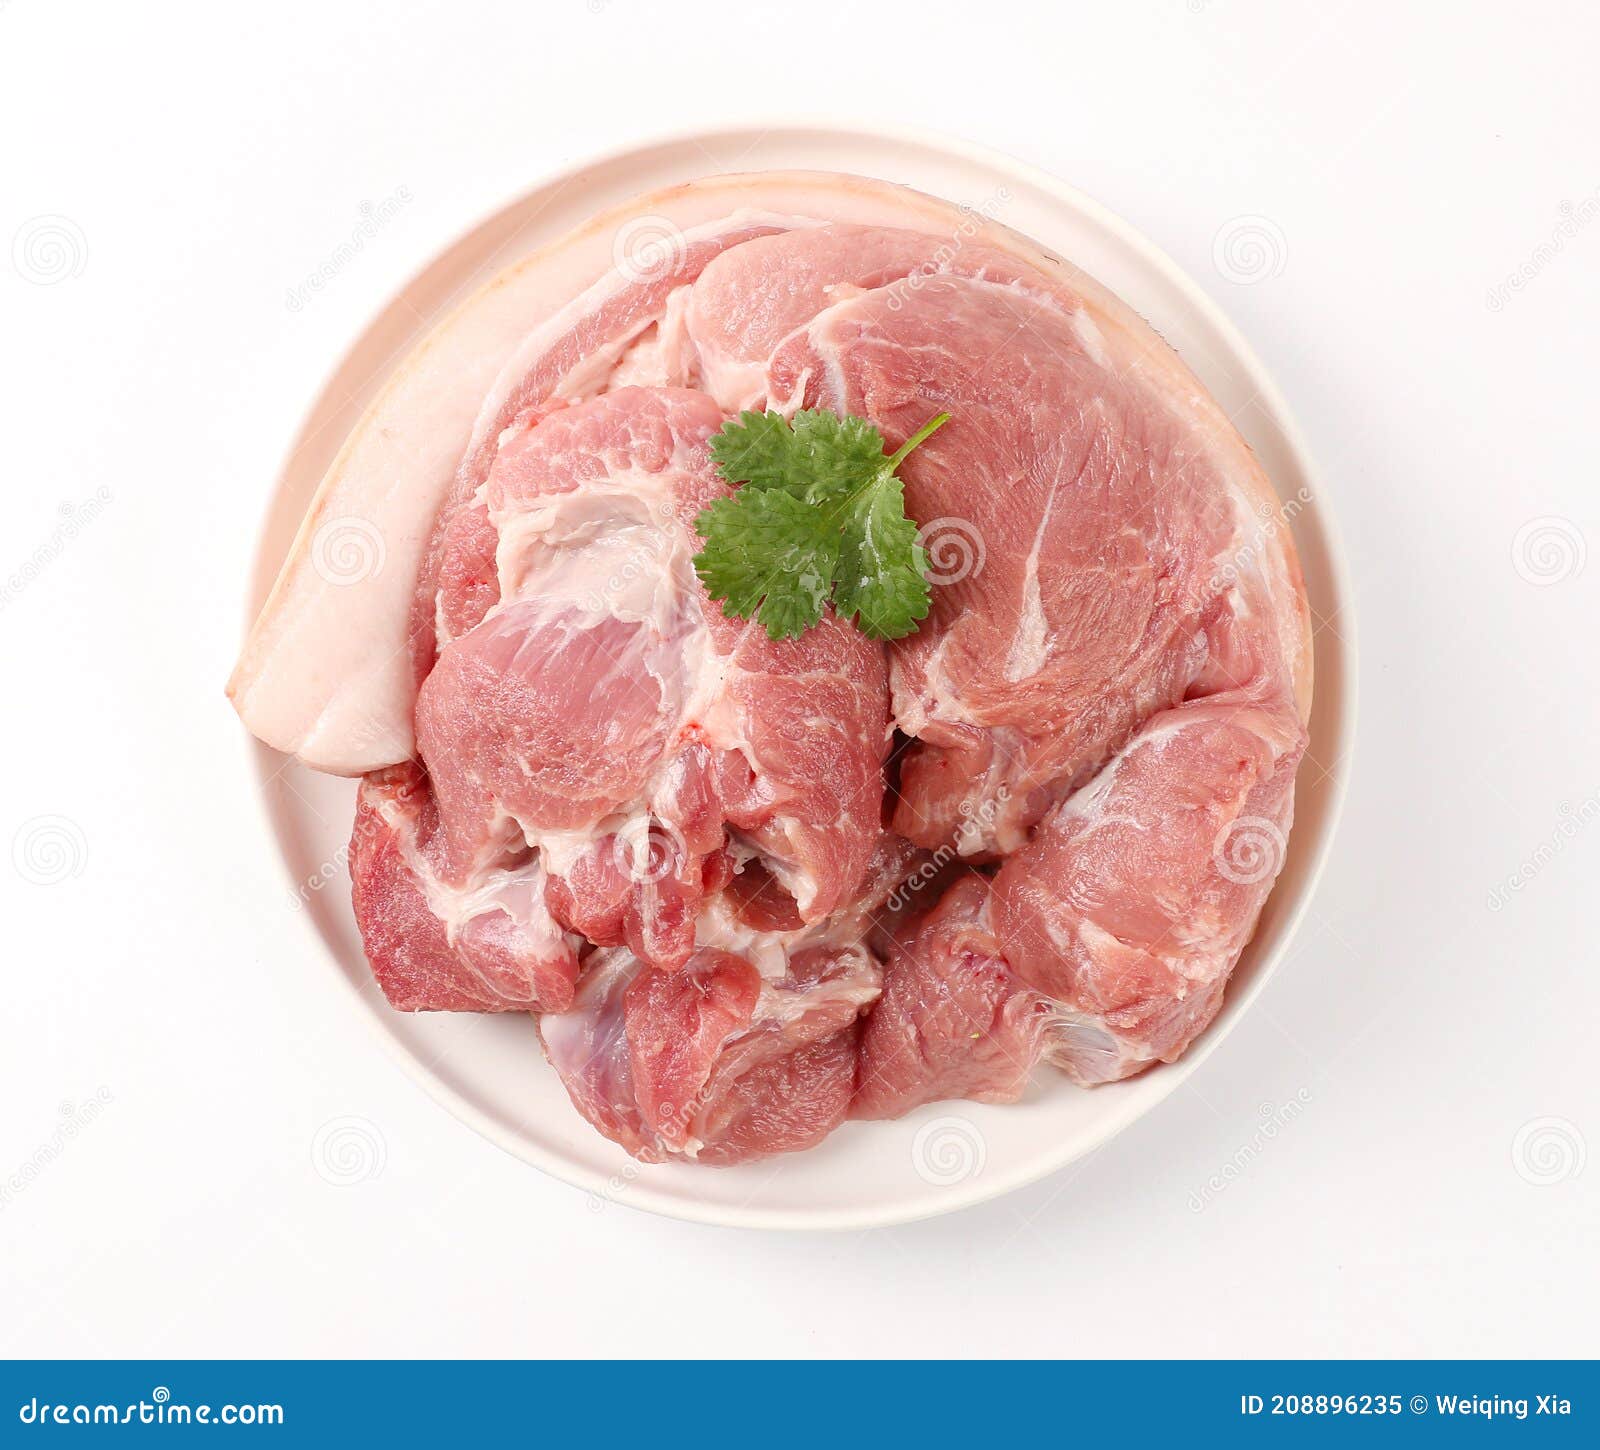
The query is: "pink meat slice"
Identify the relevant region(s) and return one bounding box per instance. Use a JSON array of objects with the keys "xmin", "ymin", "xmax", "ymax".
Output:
[
  {"xmin": 767, "ymin": 271, "xmax": 1236, "ymax": 853},
  {"xmin": 414, "ymin": 386, "xmax": 890, "ymax": 970},
  {"xmin": 854, "ymin": 599, "xmax": 1306, "ymax": 1097},
  {"xmin": 701, "ymin": 608, "xmax": 889, "ymax": 922},
  {"xmin": 854, "ymin": 601, "xmax": 1305, "ymax": 1100},
  {"xmin": 347, "ymin": 763, "xmax": 580, "ymax": 1013},
  {"xmin": 420, "ymin": 603, "xmax": 678, "ymax": 852},
  {"xmin": 415, "ymin": 388, "xmax": 728, "ymax": 961},
  {"xmin": 685, "ymin": 224, "xmax": 1300, "ymax": 859},
  {"xmin": 856, "ymin": 687, "xmax": 1301, "ymax": 1099},
  {"xmin": 854, "ymin": 874, "xmax": 1051, "ymax": 1118},
  {"xmin": 685, "ymin": 224, "xmax": 1052, "ymax": 413},
  {"xmin": 991, "ymin": 686, "xmax": 1305, "ymax": 1084},
  {"xmin": 540, "ymin": 944, "xmax": 880, "ymax": 1163}
]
